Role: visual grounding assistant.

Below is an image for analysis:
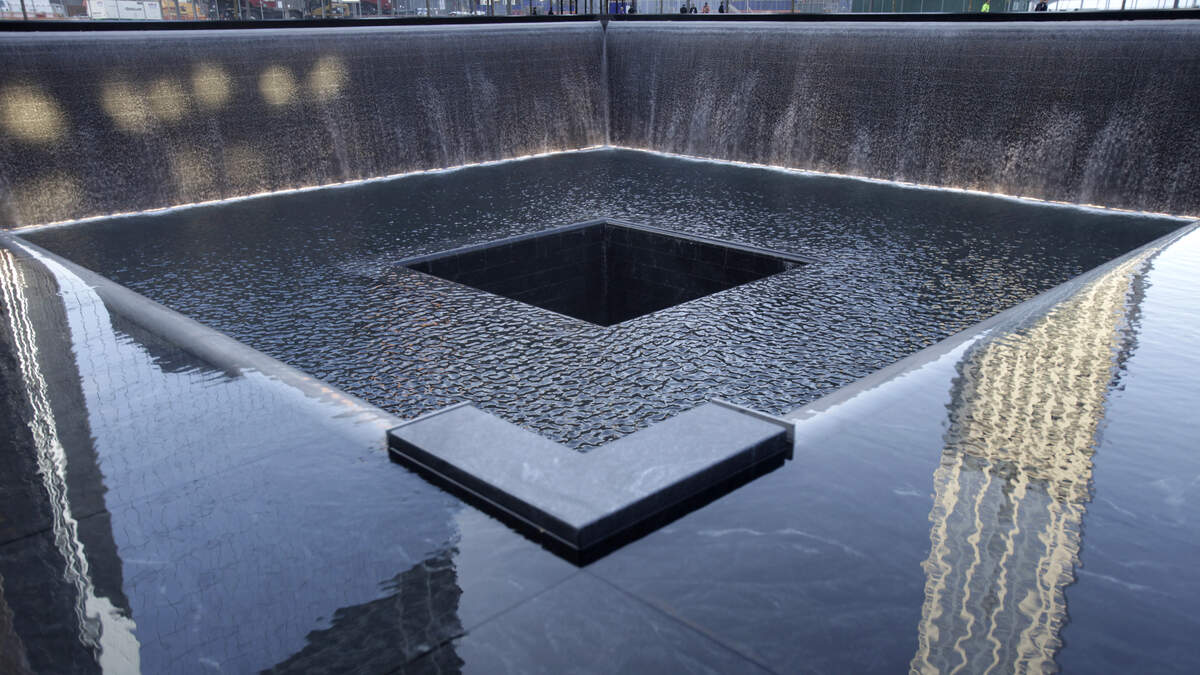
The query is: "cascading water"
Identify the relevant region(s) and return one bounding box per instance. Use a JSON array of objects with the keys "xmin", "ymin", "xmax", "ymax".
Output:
[
  {"xmin": 2, "ymin": 18, "xmax": 1198, "ymax": 226},
  {"xmin": 0, "ymin": 24, "xmax": 607, "ymax": 226},
  {"xmin": 606, "ymin": 20, "xmax": 1200, "ymax": 215}
]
